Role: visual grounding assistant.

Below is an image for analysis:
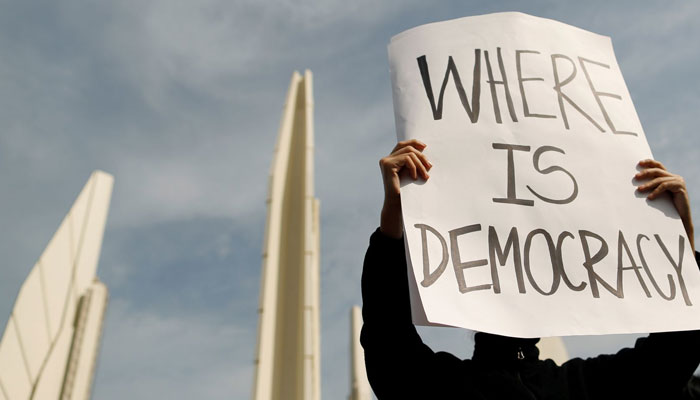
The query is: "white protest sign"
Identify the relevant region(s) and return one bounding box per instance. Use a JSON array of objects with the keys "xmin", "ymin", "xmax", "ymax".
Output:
[{"xmin": 388, "ymin": 12, "xmax": 700, "ymax": 337}]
